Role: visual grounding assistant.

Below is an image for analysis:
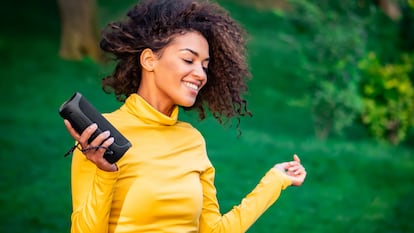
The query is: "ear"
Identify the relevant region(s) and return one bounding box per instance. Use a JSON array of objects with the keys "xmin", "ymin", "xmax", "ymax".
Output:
[{"xmin": 140, "ymin": 48, "xmax": 157, "ymax": 72}]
